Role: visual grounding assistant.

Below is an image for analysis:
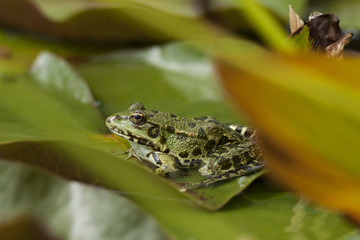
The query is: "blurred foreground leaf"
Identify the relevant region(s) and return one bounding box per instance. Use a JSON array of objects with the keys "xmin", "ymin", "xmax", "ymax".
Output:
[
  {"xmin": 0, "ymin": 0, "xmax": 307, "ymax": 44},
  {"xmin": 239, "ymin": 0, "xmax": 293, "ymax": 52},
  {"xmin": 0, "ymin": 0, "xmax": 203, "ymax": 42},
  {"xmin": 218, "ymin": 42, "xmax": 360, "ymax": 222}
]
